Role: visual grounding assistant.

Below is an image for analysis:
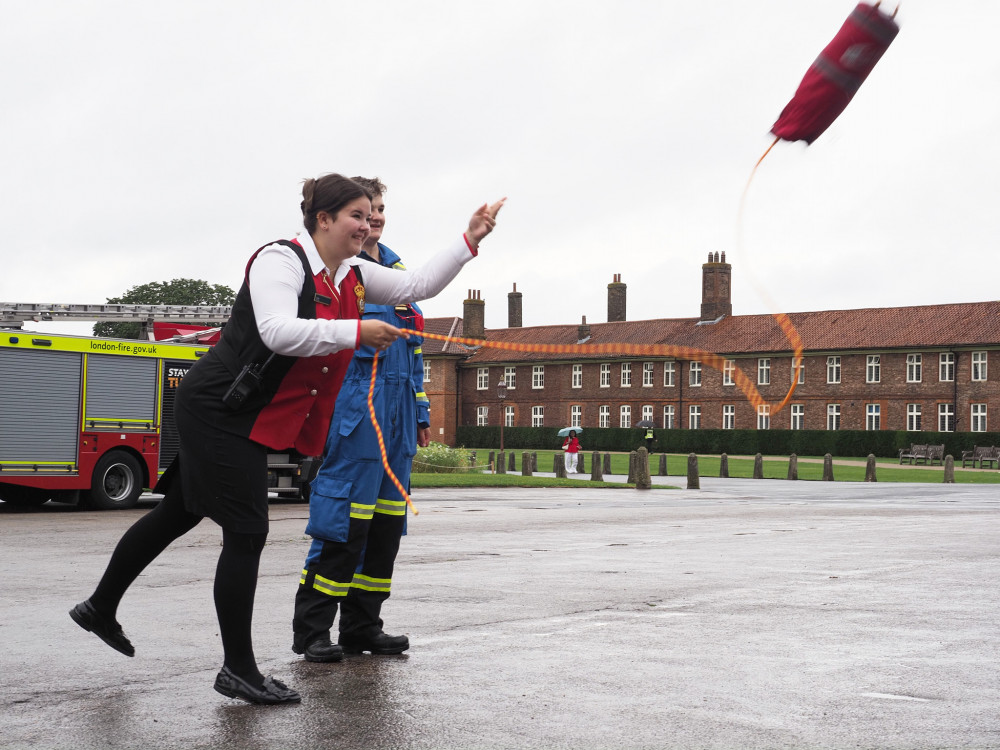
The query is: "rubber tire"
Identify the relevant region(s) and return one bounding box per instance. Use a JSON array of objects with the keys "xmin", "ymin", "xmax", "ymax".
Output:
[
  {"xmin": 0, "ymin": 484, "xmax": 50, "ymax": 506},
  {"xmin": 85, "ymin": 451, "xmax": 144, "ymax": 510}
]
